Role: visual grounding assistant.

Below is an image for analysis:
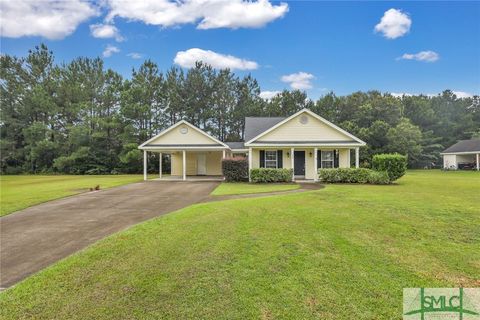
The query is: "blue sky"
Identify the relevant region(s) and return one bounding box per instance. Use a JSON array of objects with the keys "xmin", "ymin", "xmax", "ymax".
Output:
[{"xmin": 1, "ymin": 1, "xmax": 479, "ymax": 99}]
